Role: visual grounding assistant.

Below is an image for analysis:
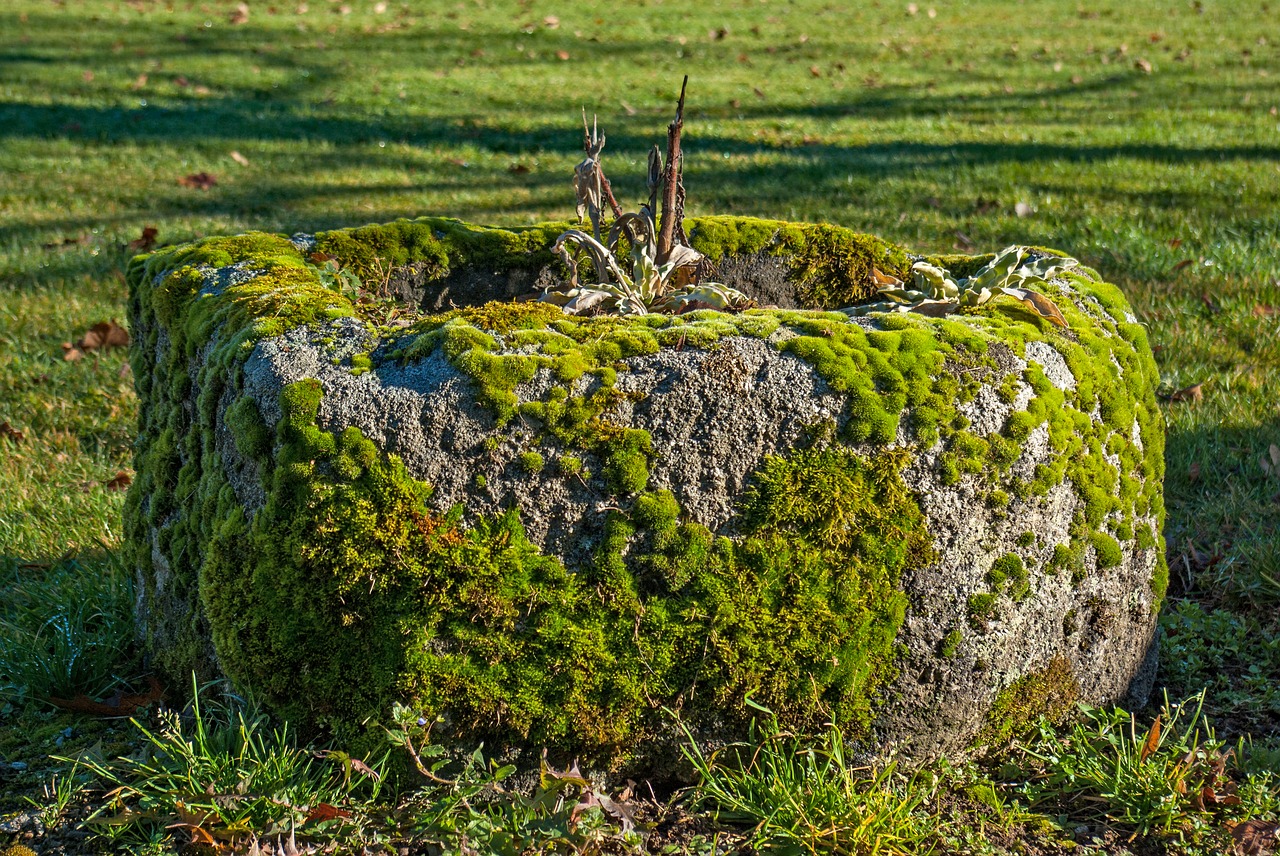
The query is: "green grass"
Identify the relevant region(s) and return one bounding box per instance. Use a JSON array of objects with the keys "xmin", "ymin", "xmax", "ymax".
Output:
[{"xmin": 2, "ymin": 0, "xmax": 1279, "ymax": 853}]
